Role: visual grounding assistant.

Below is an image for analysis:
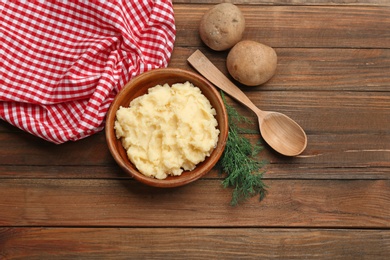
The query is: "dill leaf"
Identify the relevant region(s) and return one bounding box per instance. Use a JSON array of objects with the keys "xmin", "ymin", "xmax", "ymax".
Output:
[{"xmin": 220, "ymin": 92, "xmax": 268, "ymax": 206}]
